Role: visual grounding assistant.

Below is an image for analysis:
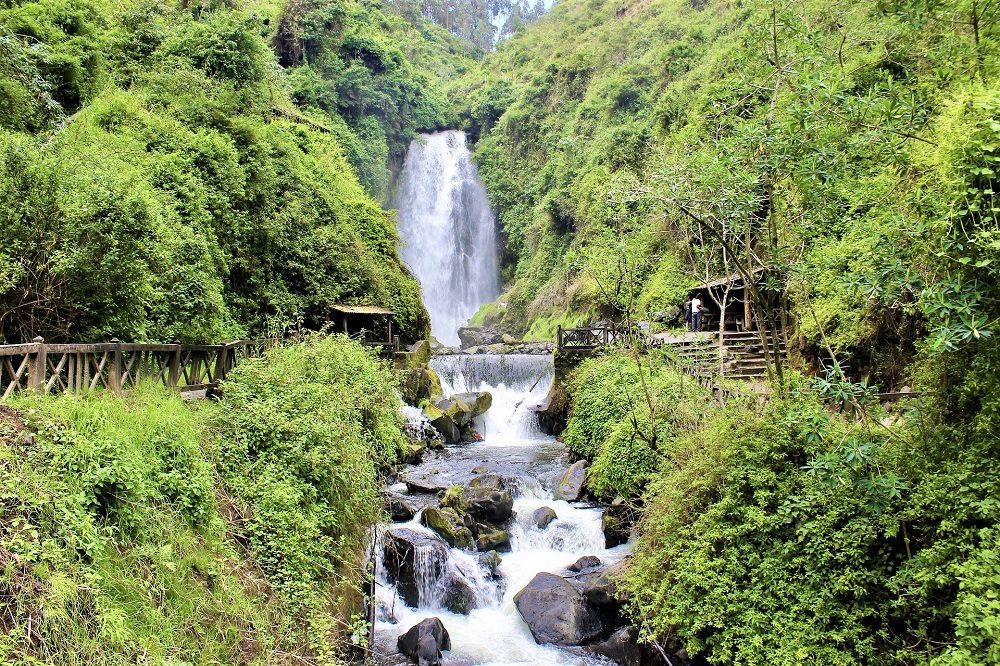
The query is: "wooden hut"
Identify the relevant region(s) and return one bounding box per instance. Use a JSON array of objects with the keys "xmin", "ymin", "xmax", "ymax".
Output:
[{"xmin": 330, "ymin": 305, "xmax": 398, "ymax": 349}]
